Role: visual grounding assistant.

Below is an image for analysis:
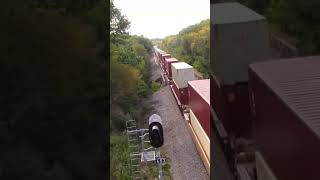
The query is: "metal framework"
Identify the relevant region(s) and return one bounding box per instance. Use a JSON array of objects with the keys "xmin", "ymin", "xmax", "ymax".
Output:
[{"xmin": 126, "ymin": 119, "xmax": 165, "ymax": 180}]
